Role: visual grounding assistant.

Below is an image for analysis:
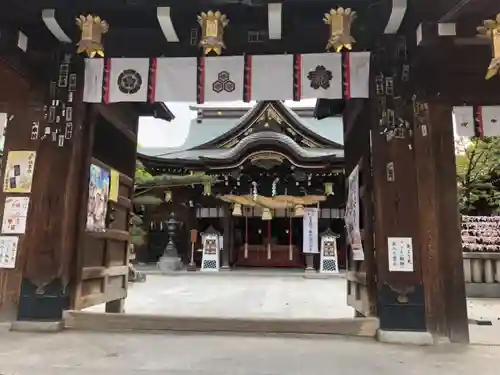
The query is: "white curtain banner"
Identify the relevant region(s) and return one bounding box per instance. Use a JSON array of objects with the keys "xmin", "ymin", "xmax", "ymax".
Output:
[
  {"xmin": 203, "ymin": 56, "xmax": 244, "ymax": 102},
  {"xmin": 107, "ymin": 58, "xmax": 150, "ymax": 103},
  {"xmin": 480, "ymin": 106, "xmax": 500, "ymax": 137},
  {"xmin": 453, "ymin": 106, "xmax": 475, "ymax": 137},
  {"xmin": 302, "ymin": 208, "xmax": 319, "ymax": 254},
  {"xmin": 154, "ymin": 57, "xmax": 198, "ymax": 102},
  {"xmin": 83, "ymin": 58, "xmax": 104, "ymax": 103},
  {"xmin": 347, "ymin": 52, "xmax": 370, "ymax": 99},
  {"xmin": 249, "ymin": 54, "xmax": 294, "ymax": 101},
  {"xmin": 299, "ymin": 53, "xmax": 342, "ymax": 100}
]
